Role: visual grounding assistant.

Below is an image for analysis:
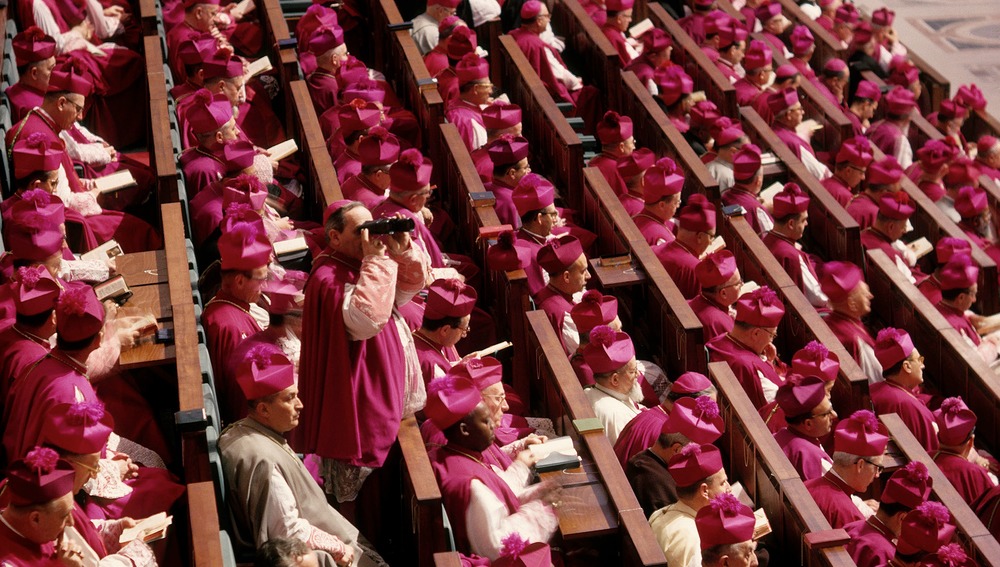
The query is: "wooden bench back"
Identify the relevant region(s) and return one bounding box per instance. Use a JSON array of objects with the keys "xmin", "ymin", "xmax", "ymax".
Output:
[
  {"xmin": 144, "ymin": 36, "xmax": 179, "ymax": 203},
  {"xmin": 551, "ymin": 0, "xmax": 622, "ymax": 109},
  {"xmin": 398, "ymin": 416, "xmax": 446, "ymax": 567},
  {"xmin": 288, "ymin": 81, "xmax": 345, "ymax": 211}
]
